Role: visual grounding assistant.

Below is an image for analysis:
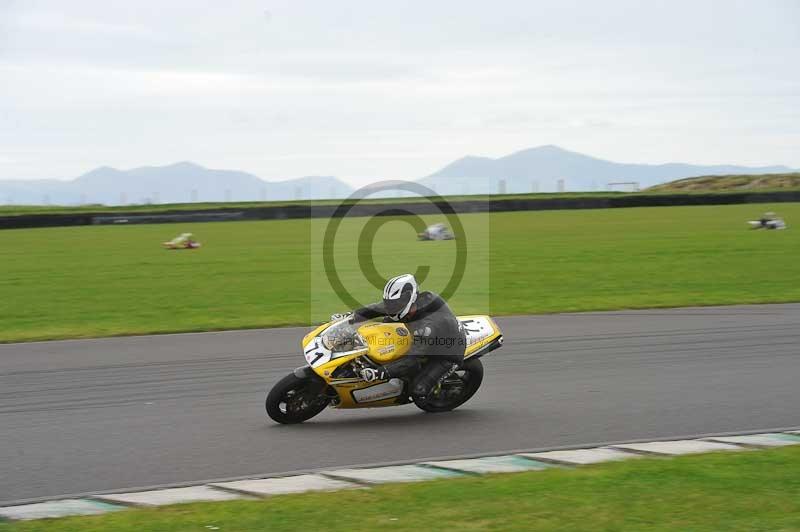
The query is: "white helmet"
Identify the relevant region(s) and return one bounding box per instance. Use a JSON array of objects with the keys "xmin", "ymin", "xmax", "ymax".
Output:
[{"xmin": 383, "ymin": 273, "xmax": 418, "ymax": 320}]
